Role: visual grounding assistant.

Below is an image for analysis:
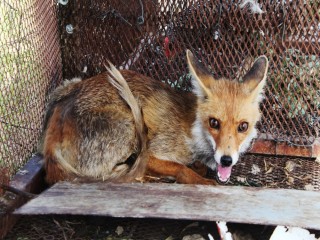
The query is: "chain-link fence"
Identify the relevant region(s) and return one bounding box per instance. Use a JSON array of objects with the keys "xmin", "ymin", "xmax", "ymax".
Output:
[
  {"xmin": 0, "ymin": 1, "xmax": 62, "ymax": 187},
  {"xmin": 59, "ymin": 0, "xmax": 319, "ymax": 147}
]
